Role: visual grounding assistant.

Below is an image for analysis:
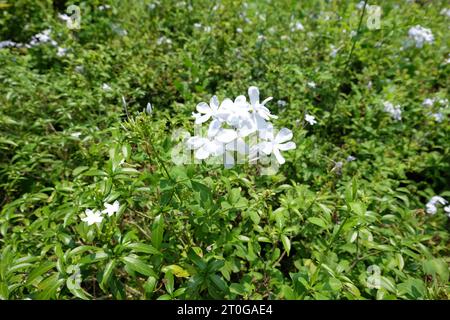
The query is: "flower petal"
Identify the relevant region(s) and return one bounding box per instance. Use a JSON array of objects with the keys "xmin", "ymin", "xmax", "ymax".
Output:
[
  {"xmin": 196, "ymin": 102, "xmax": 210, "ymax": 114},
  {"xmin": 195, "ymin": 113, "xmax": 211, "ymax": 124},
  {"xmin": 275, "ymin": 128, "xmax": 293, "ymax": 143},
  {"xmin": 207, "ymin": 119, "xmax": 221, "ymax": 138},
  {"xmin": 273, "ymin": 147, "xmax": 286, "ymax": 165},
  {"xmin": 278, "ymin": 141, "xmax": 296, "ymax": 151},
  {"xmin": 216, "ymin": 129, "xmax": 238, "ymax": 143},
  {"xmin": 195, "ymin": 145, "xmax": 210, "ymax": 159},
  {"xmin": 248, "ymin": 86, "xmax": 260, "ymax": 106},
  {"xmin": 210, "ymin": 95, "xmax": 220, "ymax": 112}
]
